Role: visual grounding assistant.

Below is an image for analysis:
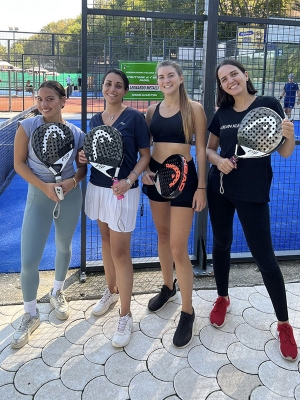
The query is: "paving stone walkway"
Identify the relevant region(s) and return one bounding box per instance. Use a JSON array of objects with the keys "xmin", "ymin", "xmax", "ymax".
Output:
[{"xmin": 0, "ymin": 282, "xmax": 299, "ymax": 399}]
